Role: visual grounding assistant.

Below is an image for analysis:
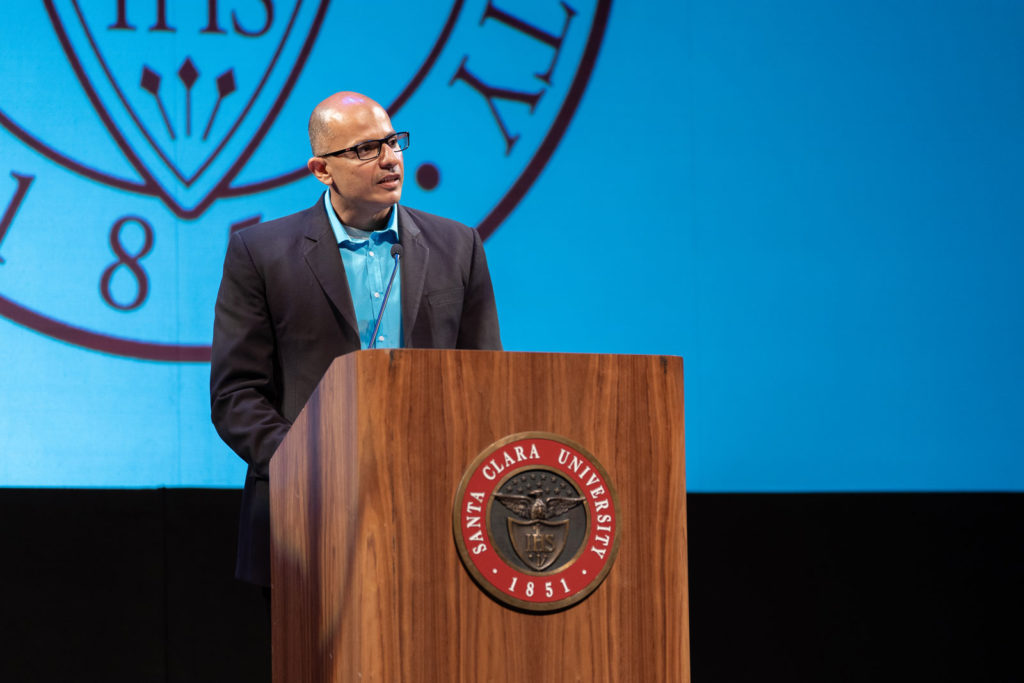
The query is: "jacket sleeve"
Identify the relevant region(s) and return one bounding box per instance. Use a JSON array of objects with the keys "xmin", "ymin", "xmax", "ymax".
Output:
[
  {"xmin": 457, "ymin": 227, "xmax": 503, "ymax": 350},
  {"xmin": 210, "ymin": 232, "xmax": 290, "ymax": 479}
]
